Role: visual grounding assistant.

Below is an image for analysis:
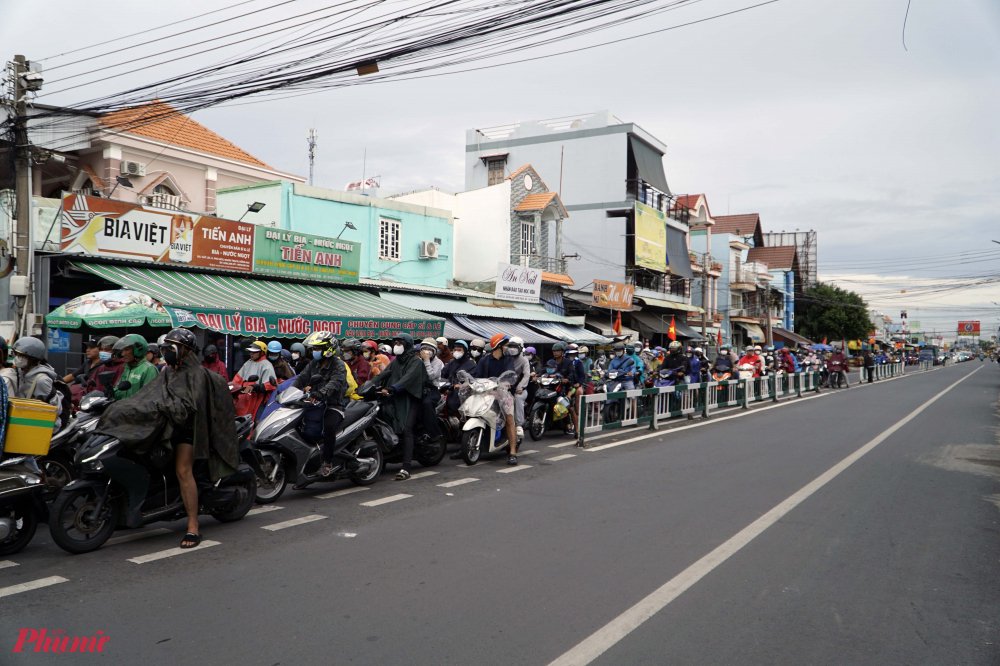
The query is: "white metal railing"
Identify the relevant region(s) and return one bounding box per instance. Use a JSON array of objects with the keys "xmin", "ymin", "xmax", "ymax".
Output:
[
  {"xmin": 860, "ymin": 362, "xmax": 905, "ymax": 382},
  {"xmin": 730, "ymin": 267, "xmax": 758, "ymax": 285},
  {"xmin": 145, "ymin": 192, "xmax": 183, "ymax": 210}
]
